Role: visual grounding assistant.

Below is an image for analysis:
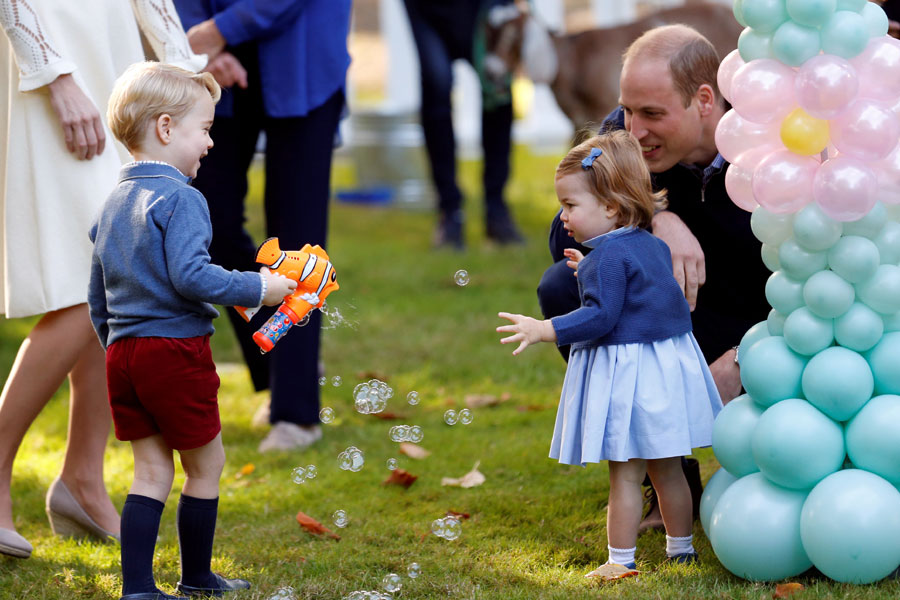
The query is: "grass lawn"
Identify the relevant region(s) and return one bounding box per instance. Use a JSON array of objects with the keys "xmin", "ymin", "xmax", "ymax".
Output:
[{"xmin": 1, "ymin": 148, "xmax": 896, "ymax": 599}]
